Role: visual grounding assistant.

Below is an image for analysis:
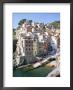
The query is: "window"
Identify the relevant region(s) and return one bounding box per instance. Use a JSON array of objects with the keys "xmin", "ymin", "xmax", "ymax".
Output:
[
  {"xmin": 26, "ymin": 45, "xmax": 27, "ymax": 47},
  {"xmin": 28, "ymin": 38, "xmax": 30, "ymax": 39},
  {"xmin": 26, "ymin": 41, "xmax": 27, "ymax": 43}
]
